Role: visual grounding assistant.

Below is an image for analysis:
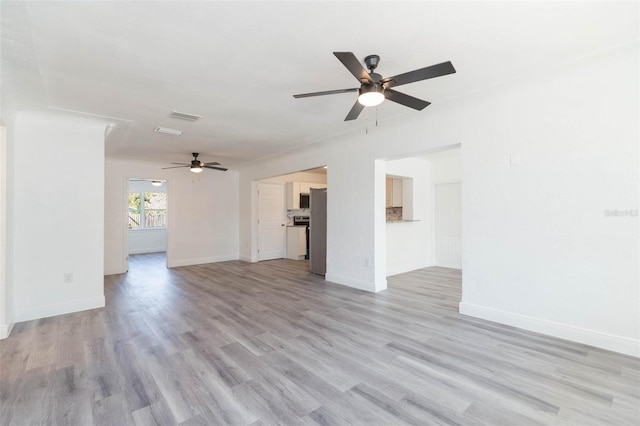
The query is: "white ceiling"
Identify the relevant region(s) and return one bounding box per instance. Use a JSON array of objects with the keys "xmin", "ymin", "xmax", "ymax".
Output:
[{"xmin": 2, "ymin": 1, "xmax": 636, "ymax": 168}]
